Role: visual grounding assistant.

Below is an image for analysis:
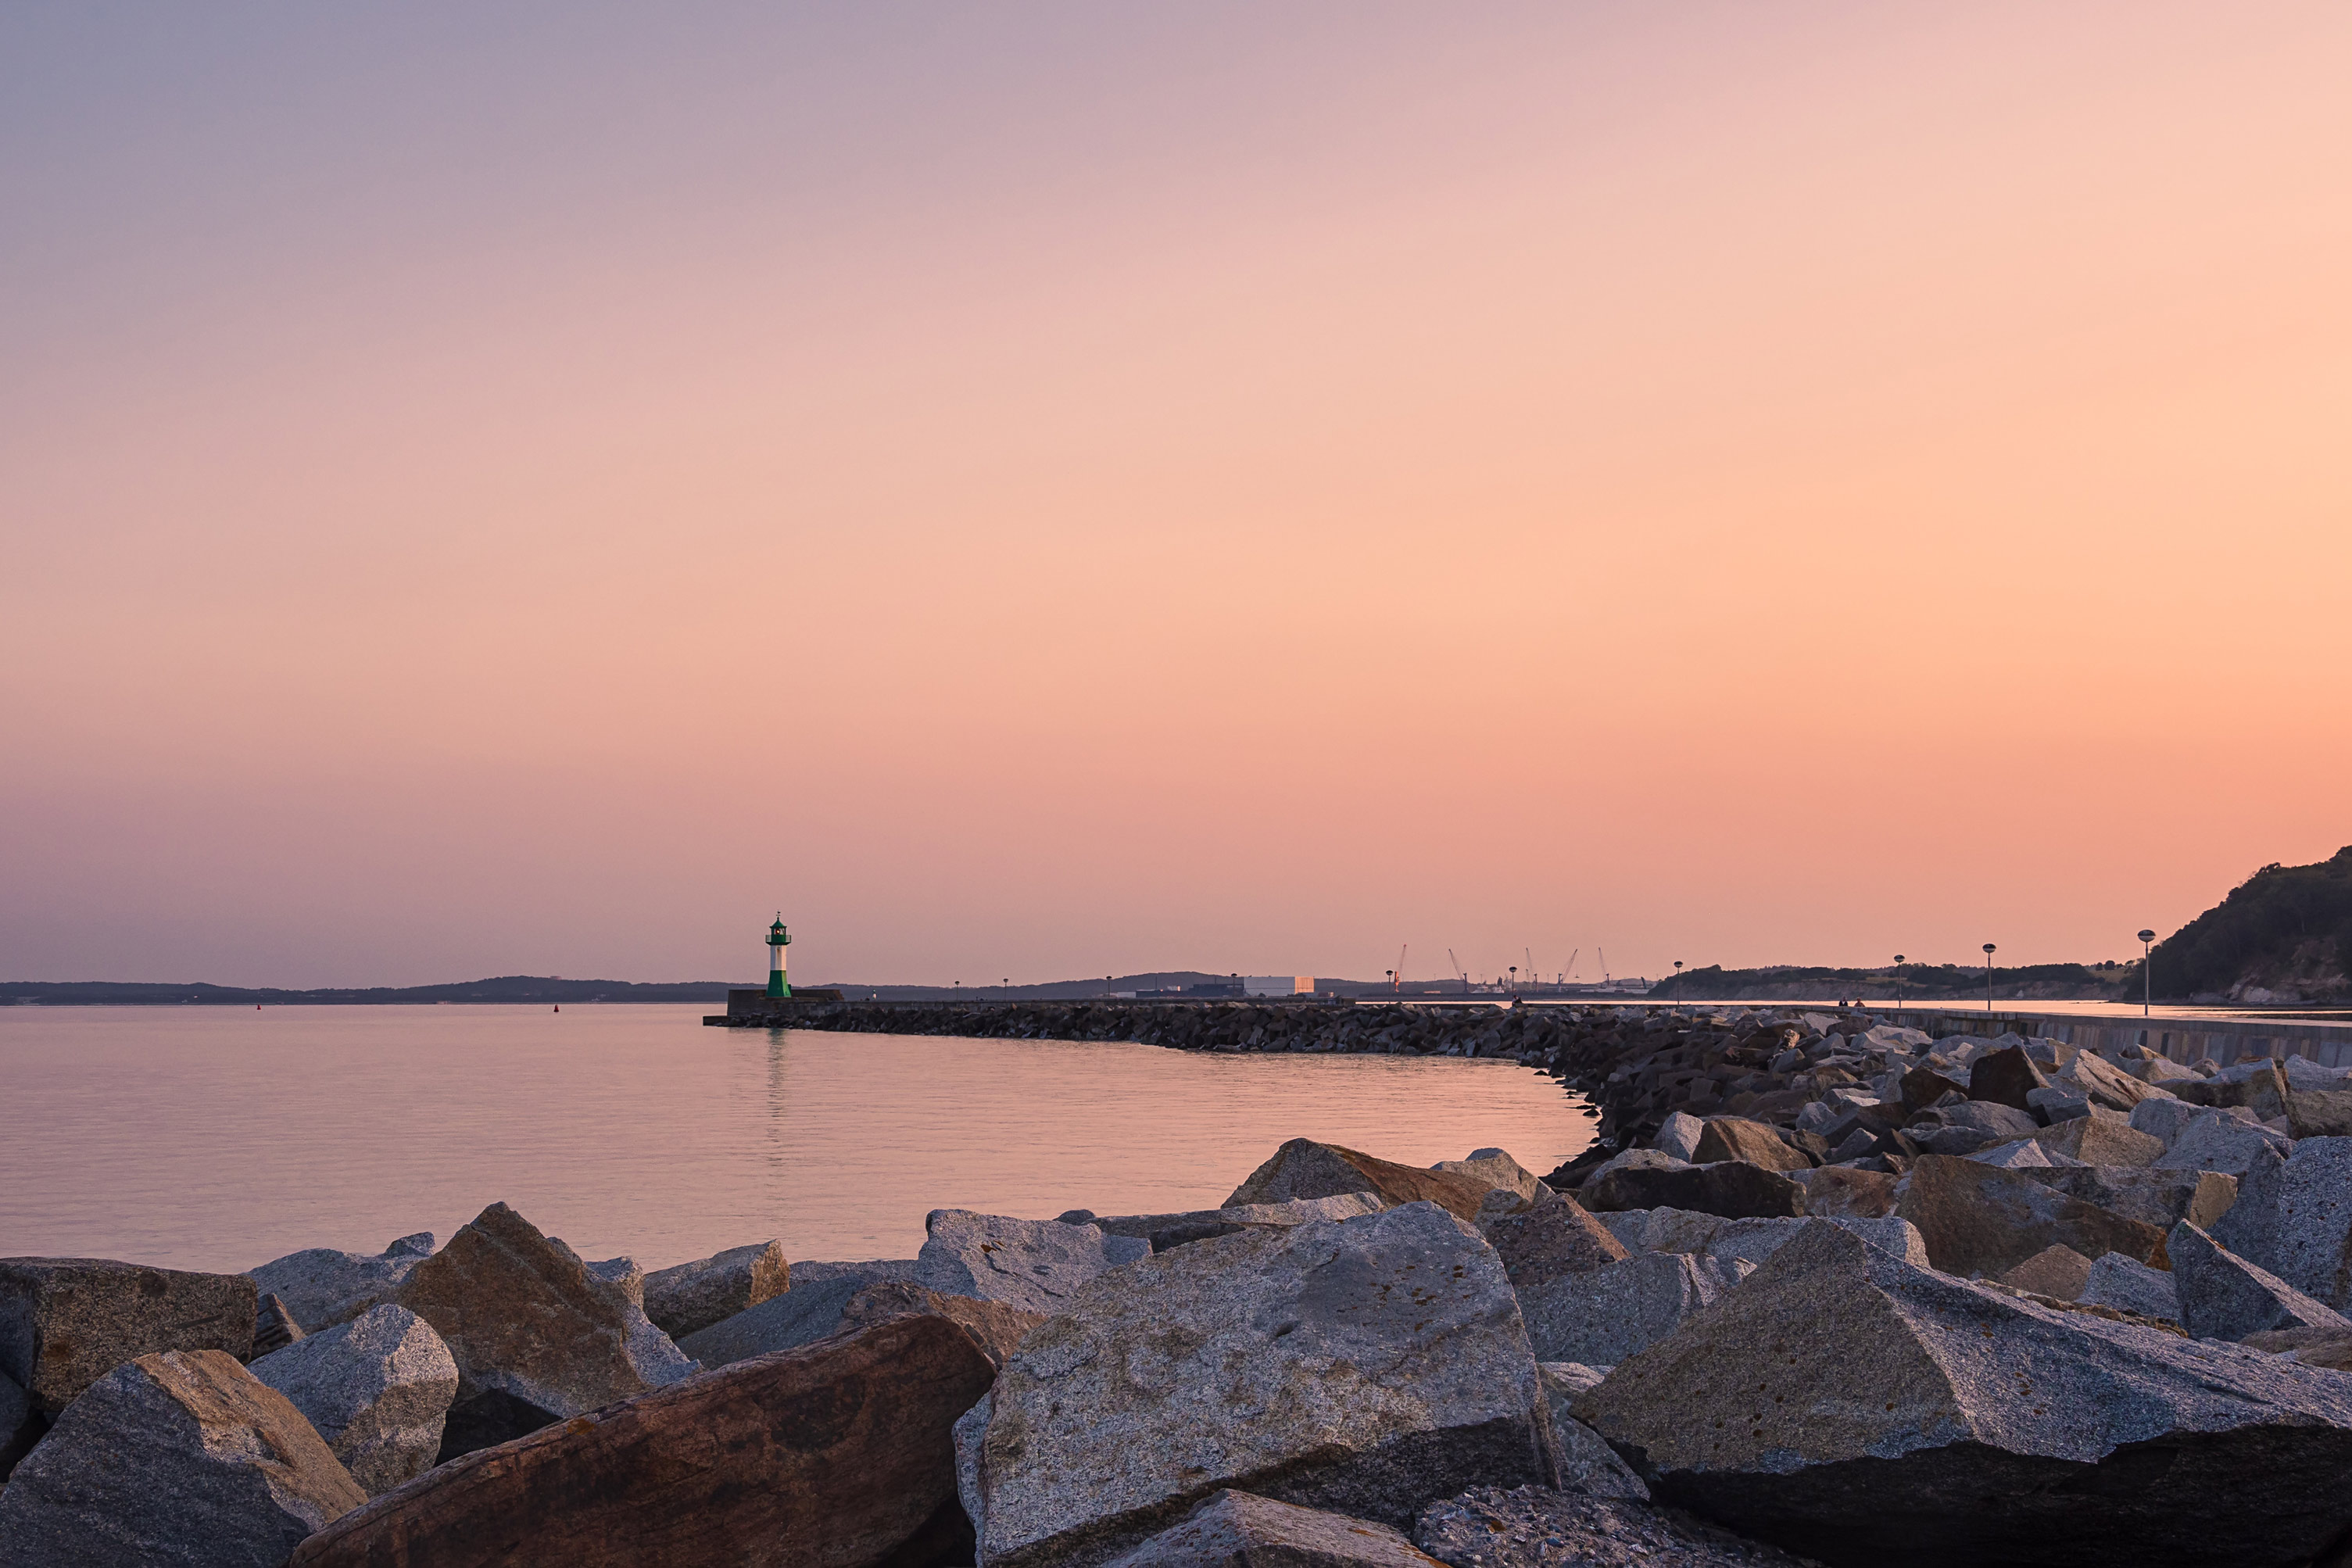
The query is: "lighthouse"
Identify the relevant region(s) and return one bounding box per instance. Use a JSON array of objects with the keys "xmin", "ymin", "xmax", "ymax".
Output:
[{"xmin": 765, "ymin": 915, "xmax": 791, "ymax": 999}]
